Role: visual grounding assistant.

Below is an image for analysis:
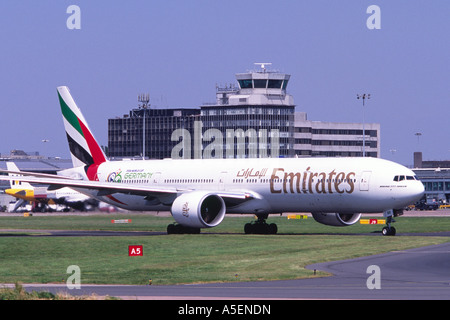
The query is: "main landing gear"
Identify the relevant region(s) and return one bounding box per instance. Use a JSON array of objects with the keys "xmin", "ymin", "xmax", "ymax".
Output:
[
  {"xmin": 244, "ymin": 214, "xmax": 278, "ymax": 235},
  {"xmin": 381, "ymin": 209, "xmax": 402, "ymax": 236},
  {"xmin": 167, "ymin": 224, "xmax": 200, "ymax": 234}
]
